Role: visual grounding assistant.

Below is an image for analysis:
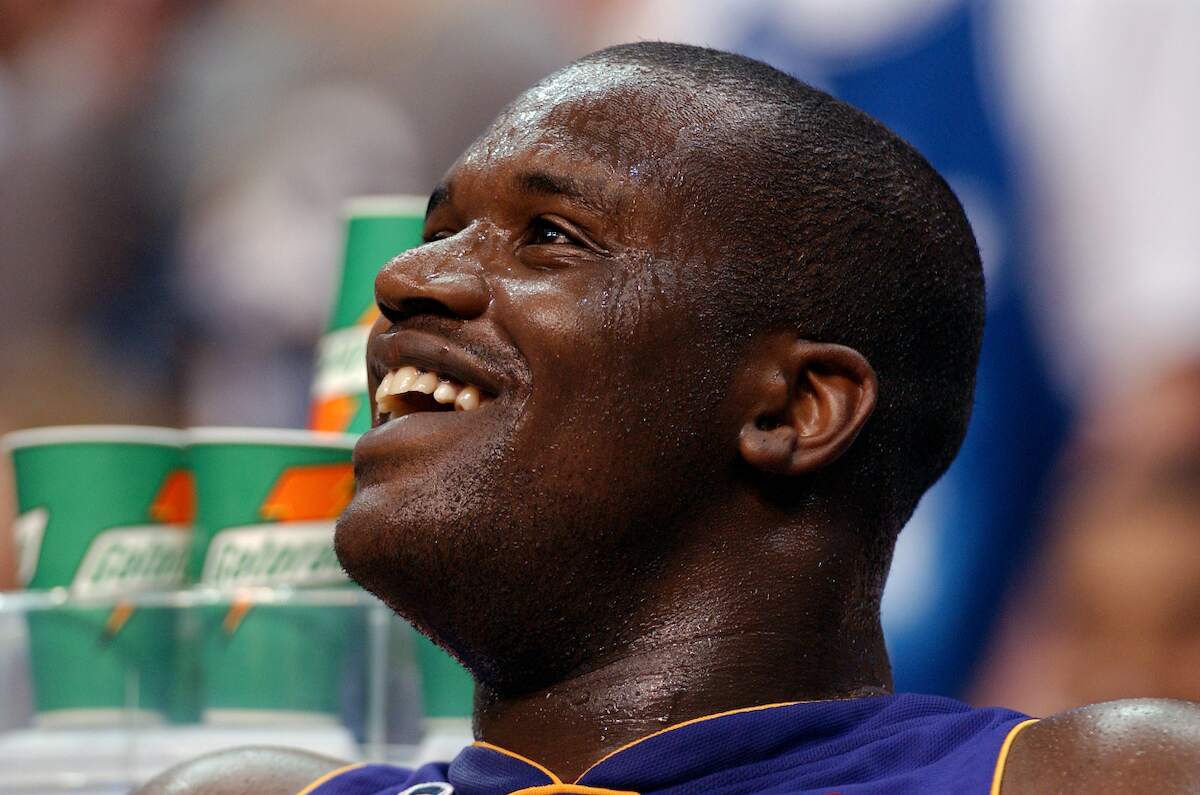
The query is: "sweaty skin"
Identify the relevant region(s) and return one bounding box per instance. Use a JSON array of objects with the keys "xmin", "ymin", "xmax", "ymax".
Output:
[
  {"xmin": 338, "ymin": 65, "xmax": 891, "ymax": 778},
  {"xmin": 137, "ymin": 59, "xmax": 1200, "ymax": 795}
]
